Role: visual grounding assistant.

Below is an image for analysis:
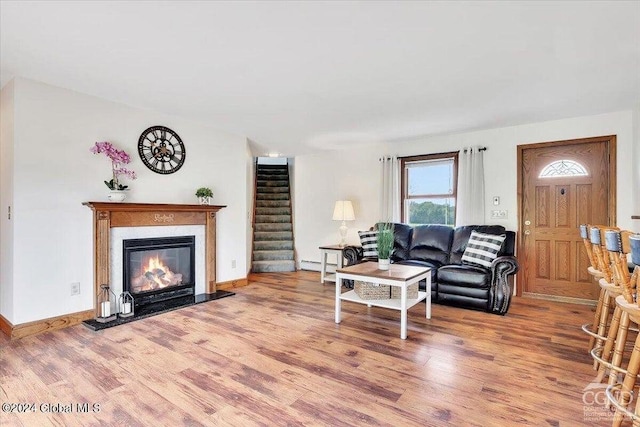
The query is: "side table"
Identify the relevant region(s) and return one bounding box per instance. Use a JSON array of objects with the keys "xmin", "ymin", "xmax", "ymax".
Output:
[{"xmin": 319, "ymin": 245, "xmax": 345, "ymax": 284}]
